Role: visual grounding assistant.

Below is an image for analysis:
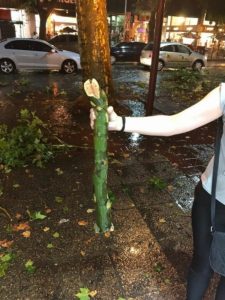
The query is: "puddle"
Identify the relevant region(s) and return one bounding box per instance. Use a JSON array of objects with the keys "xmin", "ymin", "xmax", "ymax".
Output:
[
  {"xmin": 171, "ymin": 175, "xmax": 197, "ymax": 212},
  {"xmin": 121, "ymin": 99, "xmax": 146, "ymax": 149}
]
